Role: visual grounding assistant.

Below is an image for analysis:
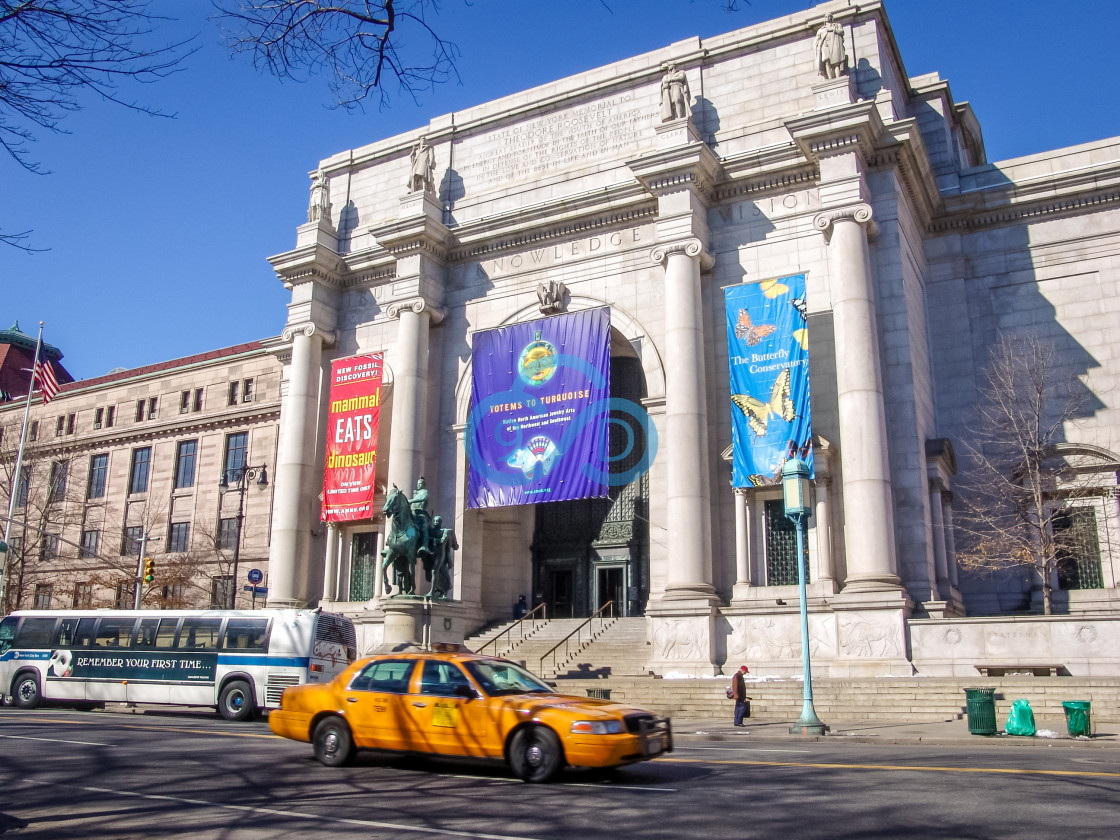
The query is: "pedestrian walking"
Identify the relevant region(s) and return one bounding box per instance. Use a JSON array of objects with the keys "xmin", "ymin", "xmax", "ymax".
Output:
[{"xmin": 730, "ymin": 665, "xmax": 750, "ymax": 726}]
